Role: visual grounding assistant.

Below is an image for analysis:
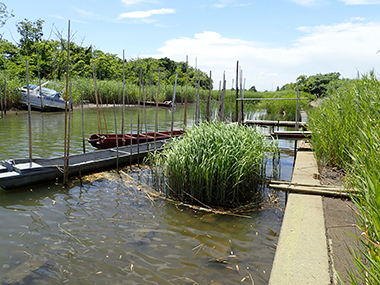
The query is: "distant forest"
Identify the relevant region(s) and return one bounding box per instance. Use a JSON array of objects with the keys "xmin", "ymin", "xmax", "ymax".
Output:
[{"xmin": 0, "ymin": 17, "xmax": 212, "ymax": 90}]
